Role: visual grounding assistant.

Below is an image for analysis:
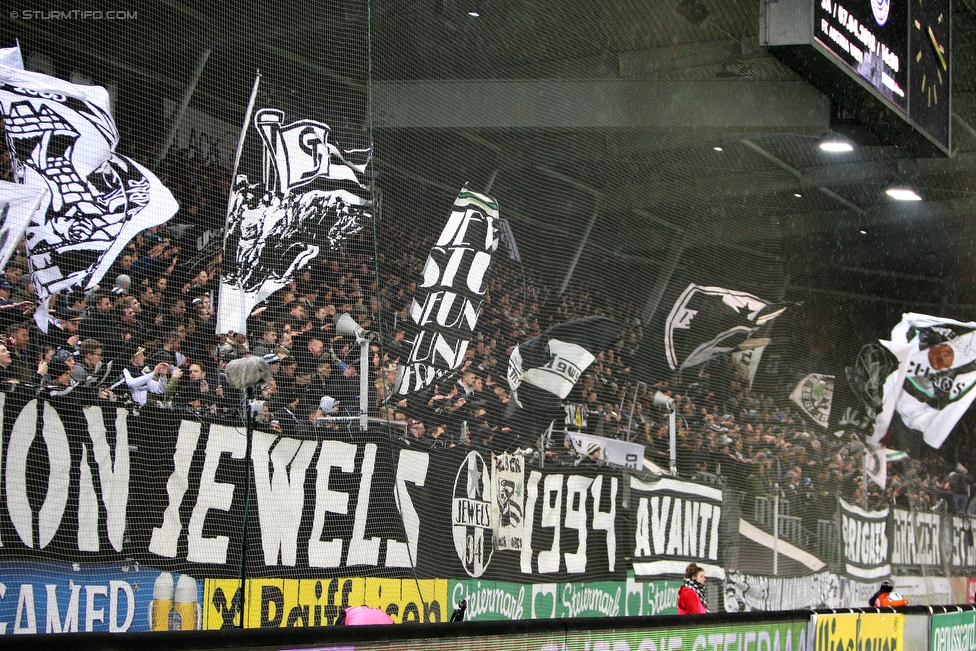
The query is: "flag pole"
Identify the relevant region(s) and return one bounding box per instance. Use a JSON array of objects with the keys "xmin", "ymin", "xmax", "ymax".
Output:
[
  {"xmin": 220, "ymin": 72, "xmax": 262, "ymax": 630},
  {"xmin": 226, "ymin": 71, "xmax": 262, "ymax": 219},
  {"xmin": 862, "ymin": 449, "xmax": 868, "ymax": 509},
  {"xmin": 154, "ymin": 48, "xmax": 212, "ymax": 167},
  {"xmin": 237, "ymin": 387, "xmax": 254, "ymax": 628},
  {"xmin": 216, "ymin": 71, "xmax": 262, "ymax": 337}
]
